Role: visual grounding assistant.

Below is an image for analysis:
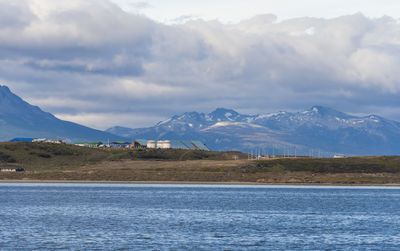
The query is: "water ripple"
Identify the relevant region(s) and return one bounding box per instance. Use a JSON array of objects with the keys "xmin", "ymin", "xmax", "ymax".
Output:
[{"xmin": 0, "ymin": 184, "xmax": 400, "ymax": 250}]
